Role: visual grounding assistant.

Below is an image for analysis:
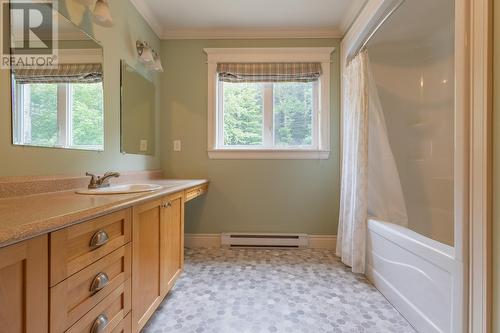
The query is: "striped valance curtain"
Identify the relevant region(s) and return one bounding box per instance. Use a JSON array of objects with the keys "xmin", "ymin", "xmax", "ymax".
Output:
[
  {"xmin": 13, "ymin": 63, "xmax": 103, "ymax": 84},
  {"xmin": 217, "ymin": 62, "xmax": 322, "ymax": 83}
]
